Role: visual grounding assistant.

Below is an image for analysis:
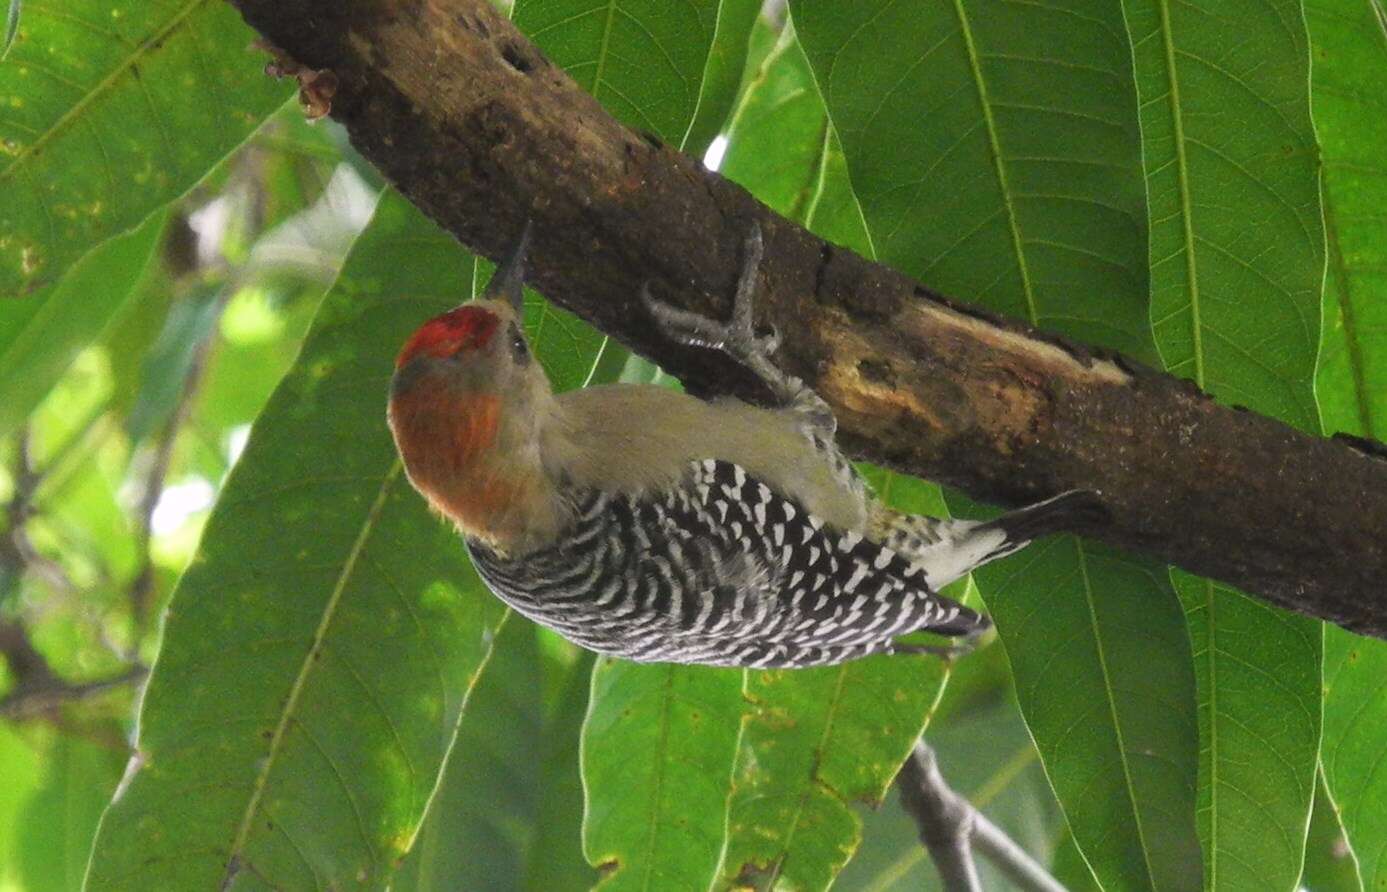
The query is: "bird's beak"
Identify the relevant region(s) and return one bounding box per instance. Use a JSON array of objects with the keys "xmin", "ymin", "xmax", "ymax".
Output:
[{"xmin": 482, "ymin": 220, "xmax": 533, "ymax": 315}]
